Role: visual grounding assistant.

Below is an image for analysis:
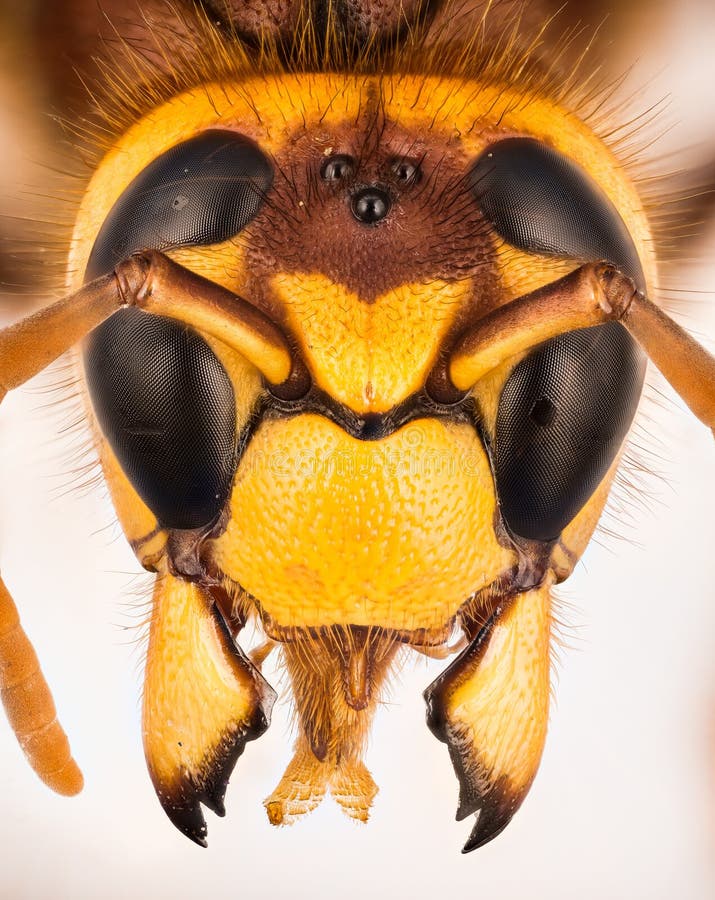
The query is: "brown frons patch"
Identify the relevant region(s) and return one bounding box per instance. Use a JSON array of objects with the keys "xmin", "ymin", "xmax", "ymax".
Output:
[{"xmin": 244, "ymin": 105, "xmax": 499, "ymax": 329}]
